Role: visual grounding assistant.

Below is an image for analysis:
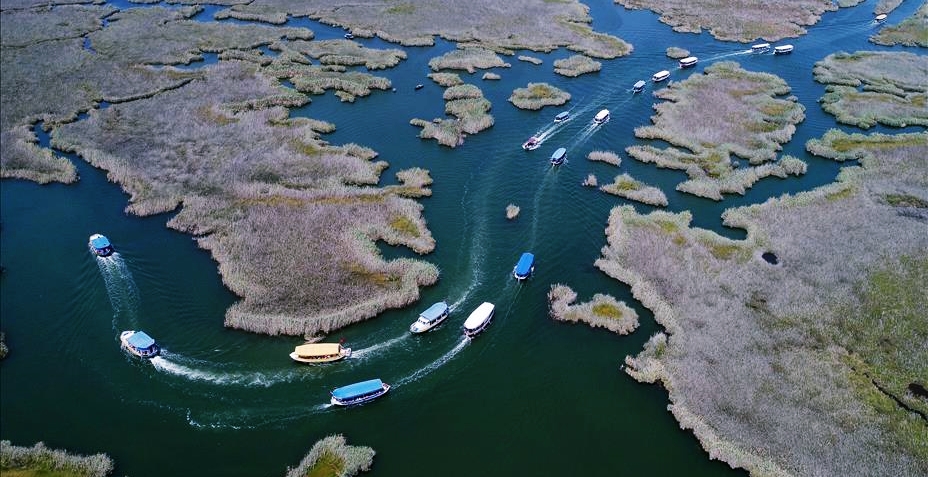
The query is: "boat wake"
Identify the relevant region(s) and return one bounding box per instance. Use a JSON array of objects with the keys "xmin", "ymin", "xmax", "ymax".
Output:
[
  {"xmin": 185, "ymin": 402, "xmax": 332, "ymax": 430},
  {"xmin": 394, "ymin": 337, "xmax": 469, "ymax": 387},
  {"xmin": 150, "ymin": 354, "xmax": 299, "ymax": 387},
  {"xmin": 95, "ymin": 253, "xmax": 140, "ymax": 328},
  {"xmin": 699, "ymin": 49, "xmax": 752, "ymax": 63},
  {"xmin": 351, "ymin": 334, "xmax": 408, "ymax": 359}
]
